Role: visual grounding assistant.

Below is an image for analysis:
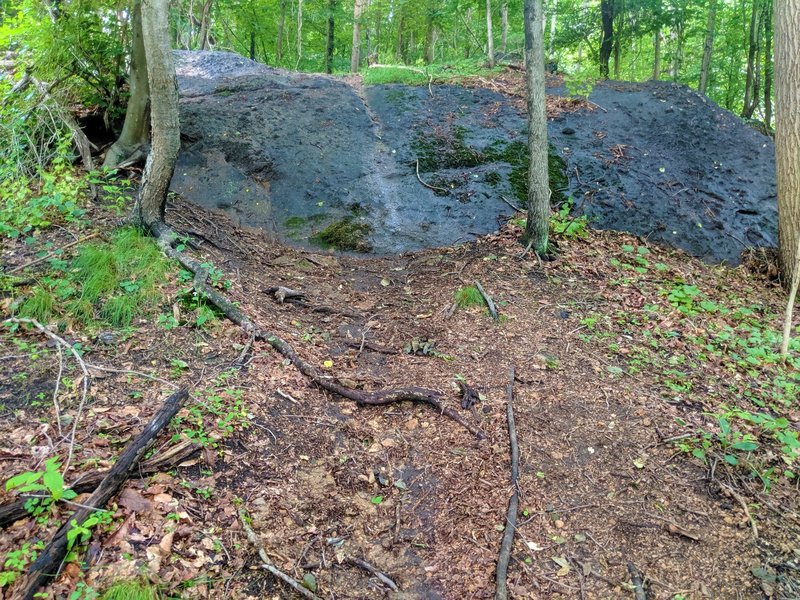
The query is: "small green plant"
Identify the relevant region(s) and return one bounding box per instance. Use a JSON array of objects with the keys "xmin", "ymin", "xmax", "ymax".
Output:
[
  {"xmin": 454, "ymin": 285, "xmax": 484, "ymax": 308},
  {"xmin": 100, "ymin": 578, "xmax": 159, "ymax": 600},
  {"xmin": 66, "ymin": 511, "xmax": 114, "ymax": 558},
  {"xmin": 0, "ymin": 541, "xmax": 43, "ymax": 587},
  {"xmin": 6, "ymin": 457, "xmax": 77, "ymax": 521},
  {"xmin": 550, "ymin": 199, "xmax": 589, "ymax": 240}
]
